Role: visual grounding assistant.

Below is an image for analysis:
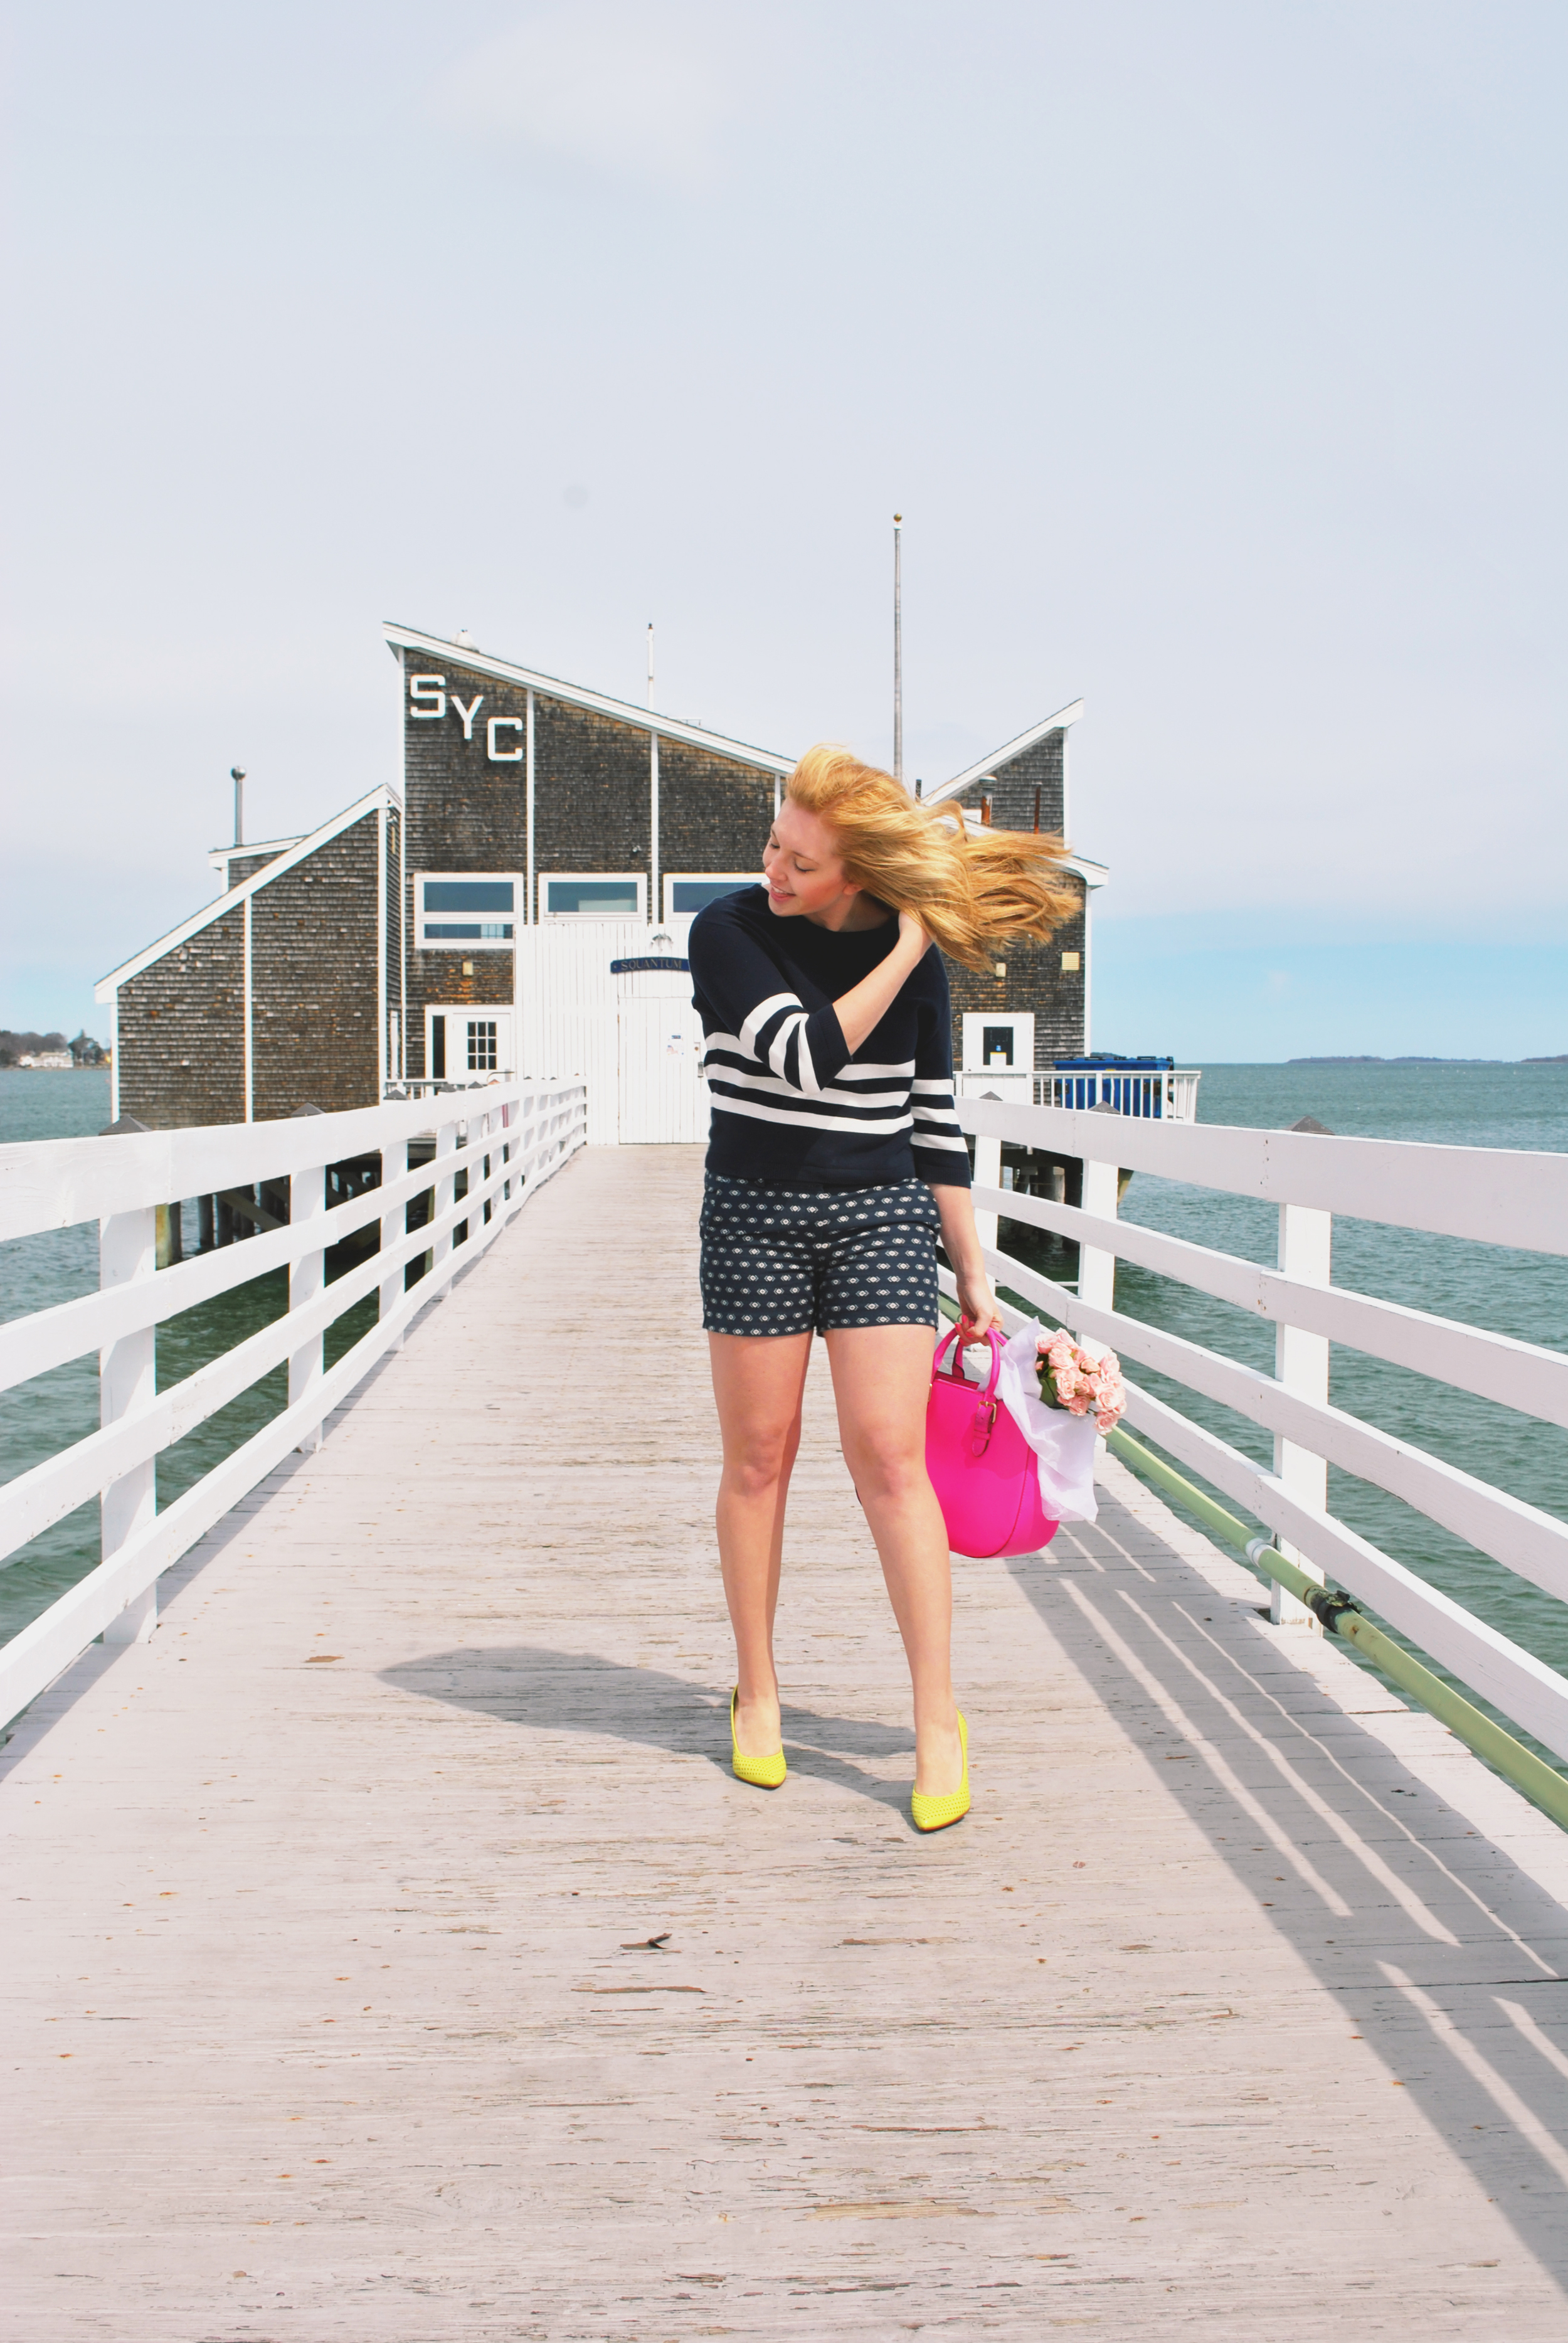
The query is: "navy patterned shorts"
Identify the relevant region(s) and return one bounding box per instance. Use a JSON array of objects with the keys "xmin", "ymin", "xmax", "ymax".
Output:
[{"xmin": 700, "ymin": 1173, "xmax": 940, "ymax": 1337}]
